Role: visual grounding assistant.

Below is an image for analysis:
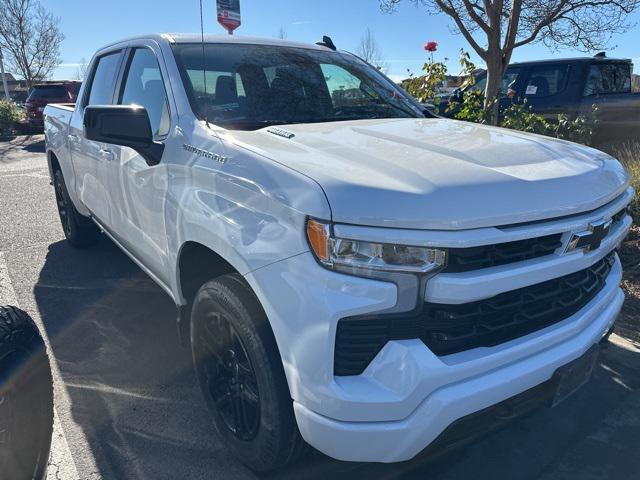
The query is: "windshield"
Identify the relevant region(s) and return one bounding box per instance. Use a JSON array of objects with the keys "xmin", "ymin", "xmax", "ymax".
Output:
[{"xmin": 172, "ymin": 43, "xmax": 424, "ymax": 130}]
